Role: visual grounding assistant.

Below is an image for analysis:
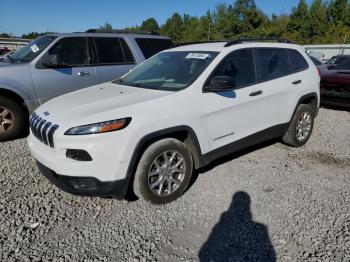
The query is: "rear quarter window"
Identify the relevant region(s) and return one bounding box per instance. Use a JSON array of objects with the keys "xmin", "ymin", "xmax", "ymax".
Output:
[
  {"xmin": 135, "ymin": 38, "xmax": 174, "ymax": 59},
  {"xmin": 287, "ymin": 49, "xmax": 309, "ymax": 72}
]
